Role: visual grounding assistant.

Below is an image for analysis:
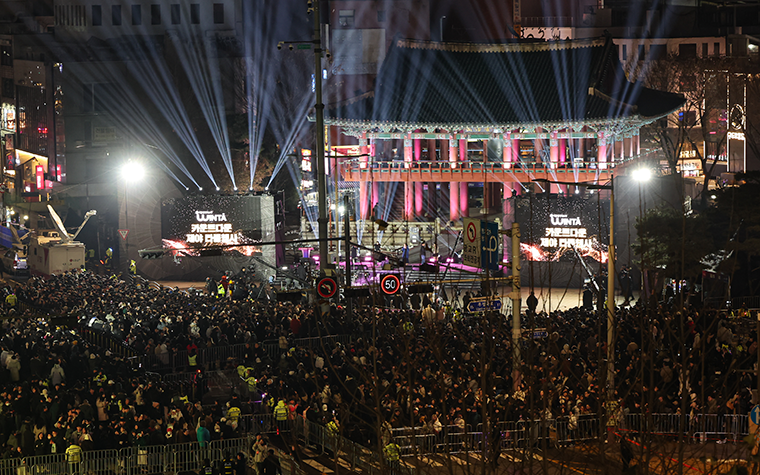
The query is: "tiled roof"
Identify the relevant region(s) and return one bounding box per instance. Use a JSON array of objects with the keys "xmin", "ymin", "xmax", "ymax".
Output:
[{"xmin": 326, "ymin": 36, "xmax": 684, "ymax": 130}]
